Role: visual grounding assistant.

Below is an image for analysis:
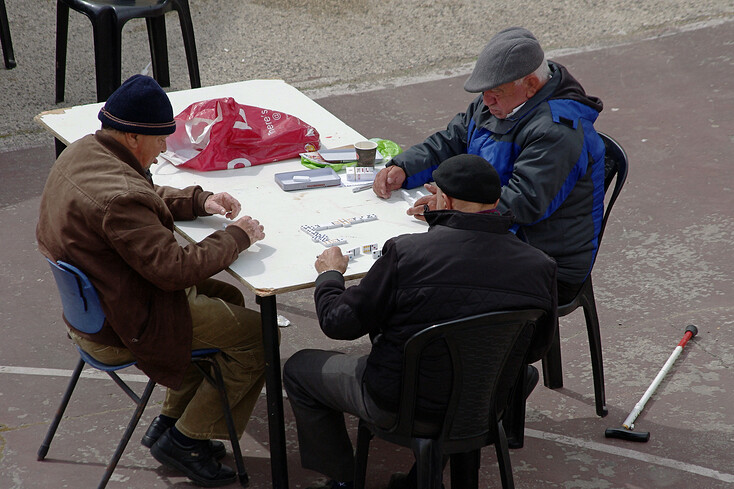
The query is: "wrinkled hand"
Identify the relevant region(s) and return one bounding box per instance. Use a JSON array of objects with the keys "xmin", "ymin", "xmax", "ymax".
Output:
[
  {"xmin": 230, "ymin": 216, "xmax": 265, "ymax": 244},
  {"xmin": 315, "ymin": 246, "xmax": 349, "ymax": 274},
  {"xmin": 205, "ymin": 192, "xmax": 241, "ymax": 219},
  {"xmin": 373, "ymin": 165, "xmax": 406, "ymax": 199},
  {"xmin": 406, "ymin": 184, "xmax": 438, "ymax": 222}
]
